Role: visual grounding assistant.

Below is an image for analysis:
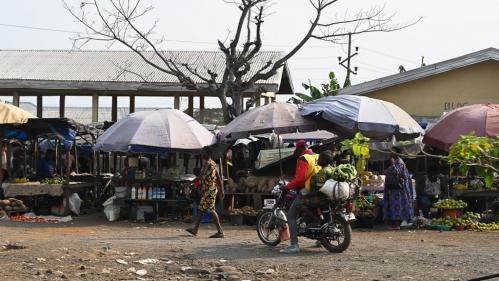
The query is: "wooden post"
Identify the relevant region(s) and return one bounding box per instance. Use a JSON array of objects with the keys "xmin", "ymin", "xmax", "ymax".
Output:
[
  {"xmin": 12, "ymin": 92, "xmax": 20, "ymax": 107},
  {"xmin": 129, "ymin": 96, "xmax": 135, "ymax": 113},
  {"xmin": 36, "ymin": 96, "xmax": 43, "ymax": 118},
  {"xmin": 187, "ymin": 96, "xmax": 194, "ymax": 117},
  {"xmin": 174, "ymin": 95, "xmax": 180, "ymax": 110},
  {"xmin": 111, "ymin": 95, "xmax": 118, "ymax": 122},
  {"xmin": 92, "ymin": 94, "xmax": 99, "ymax": 122},
  {"xmin": 199, "ymin": 96, "xmax": 205, "ymax": 123},
  {"xmin": 59, "ymin": 95, "xmax": 65, "ymax": 118}
]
